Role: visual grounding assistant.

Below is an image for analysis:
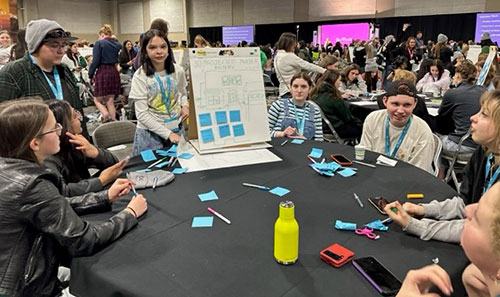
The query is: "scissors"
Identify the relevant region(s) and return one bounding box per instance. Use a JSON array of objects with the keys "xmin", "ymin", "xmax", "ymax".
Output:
[{"xmin": 355, "ymin": 227, "xmax": 380, "ymax": 240}]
